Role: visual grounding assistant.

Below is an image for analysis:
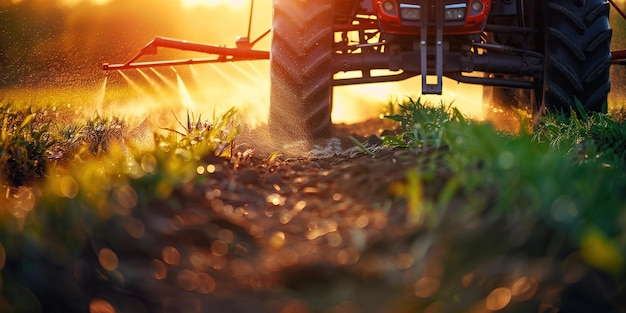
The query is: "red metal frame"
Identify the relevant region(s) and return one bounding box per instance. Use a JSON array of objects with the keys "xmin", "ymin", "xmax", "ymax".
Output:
[{"xmin": 102, "ymin": 36, "xmax": 269, "ymax": 71}]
